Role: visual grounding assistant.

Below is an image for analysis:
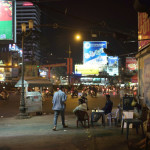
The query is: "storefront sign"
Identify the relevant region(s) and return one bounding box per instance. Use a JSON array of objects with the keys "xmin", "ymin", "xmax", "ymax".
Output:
[
  {"xmin": 126, "ymin": 57, "xmax": 137, "ymax": 71},
  {"xmin": 138, "ymin": 12, "xmax": 150, "ymax": 50},
  {"xmin": 144, "ymin": 57, "xmax": 150, "ymax": 109}
]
